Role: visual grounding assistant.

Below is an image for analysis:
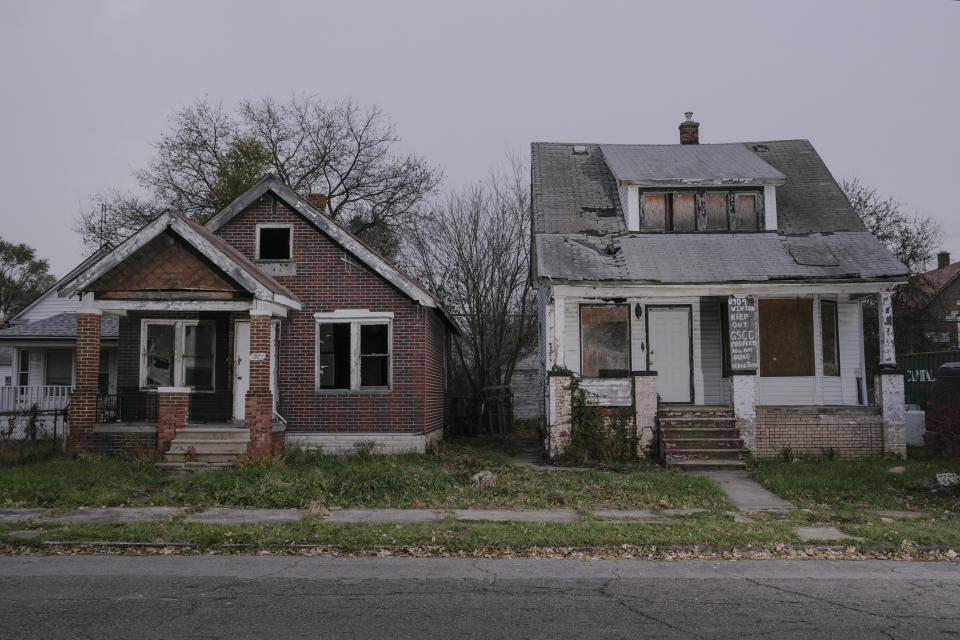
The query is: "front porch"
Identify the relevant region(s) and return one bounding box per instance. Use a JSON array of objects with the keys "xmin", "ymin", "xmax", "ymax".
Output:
[{"xmin": 542, "ymin": 285, "xmax": 906, "ymax": 462}]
